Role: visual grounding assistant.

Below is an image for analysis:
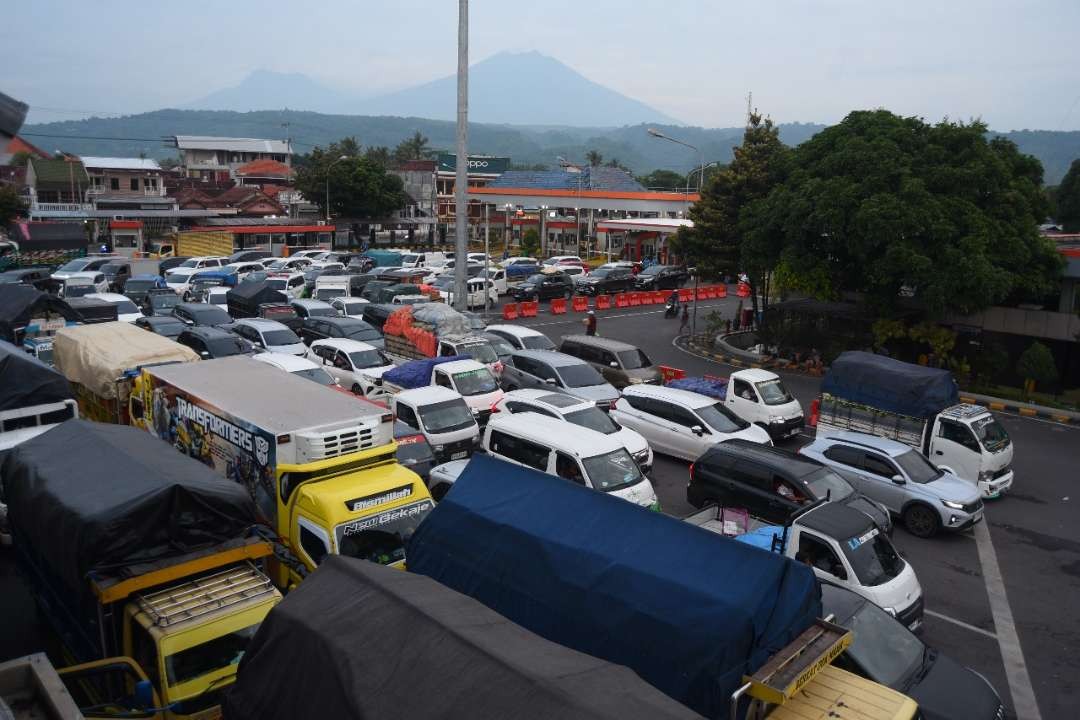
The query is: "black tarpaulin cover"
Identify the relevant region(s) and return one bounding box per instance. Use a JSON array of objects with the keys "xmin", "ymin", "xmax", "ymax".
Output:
[
  {"xmin": 1, "ymin": 419, "xmax": 258, "ymax": 594},
  {"xmin": 0, "ymin": 339, "xmax": 72, "ymax": 411},
  {"xmin": 225, "ymin": 281, "xmax": 287, "ymax": 316},
  {"xmin": 223, "ymin": 555, "xmax": 704, "ymax": 720},
  {"xmin": 822, "ymin": 350, "xmax": 959, "ymax": 418},
  {"xmin": 0, "ymin": 285, "xmax": 78, "ymax": 341}
]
